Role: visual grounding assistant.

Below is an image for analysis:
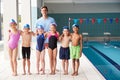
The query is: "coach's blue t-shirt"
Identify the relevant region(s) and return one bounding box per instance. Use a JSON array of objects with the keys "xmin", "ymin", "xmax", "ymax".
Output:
[{"xmin": 35, "ymin": 17, "xmax": 56, "ymax": 32}]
